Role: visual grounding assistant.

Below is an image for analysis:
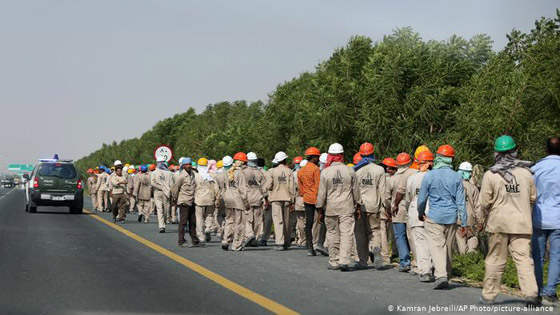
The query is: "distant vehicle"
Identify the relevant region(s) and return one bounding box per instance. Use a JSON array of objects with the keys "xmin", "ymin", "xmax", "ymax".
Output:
[
  {"xmin": 2, "ymin": 178, "xmax": 15, "ymax": 188},
  {"xmin": 24, "ymin": 158, "xmax": 83, "ymax": 214}
]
